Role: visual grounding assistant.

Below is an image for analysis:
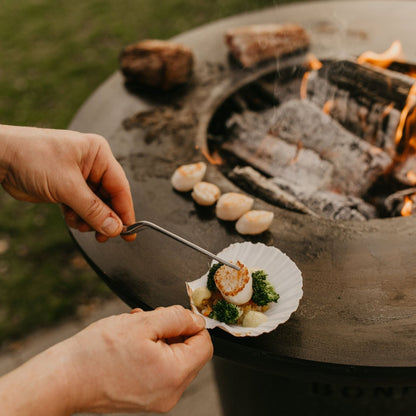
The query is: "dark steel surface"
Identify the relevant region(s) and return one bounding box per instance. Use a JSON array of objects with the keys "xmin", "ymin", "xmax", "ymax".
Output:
[{"xmin": 69, "ymin": 1, "xmax": 416, "ymax": 379}]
